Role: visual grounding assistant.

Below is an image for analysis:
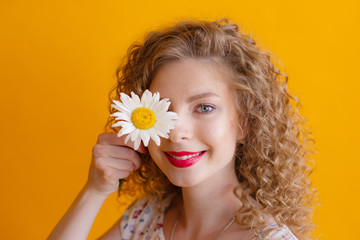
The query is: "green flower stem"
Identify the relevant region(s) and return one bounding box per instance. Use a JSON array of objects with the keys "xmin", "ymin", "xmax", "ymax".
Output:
[{"xmin": 118, "ymin": 179, "xmax": 125, "ymax": 197}]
